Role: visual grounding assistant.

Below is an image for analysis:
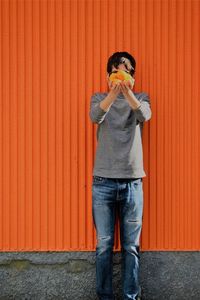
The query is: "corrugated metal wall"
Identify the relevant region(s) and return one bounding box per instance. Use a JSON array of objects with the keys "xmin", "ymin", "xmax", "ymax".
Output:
[{"xmin": 0, "ymin": 0, "xmax": 199, "ymax": 251}]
